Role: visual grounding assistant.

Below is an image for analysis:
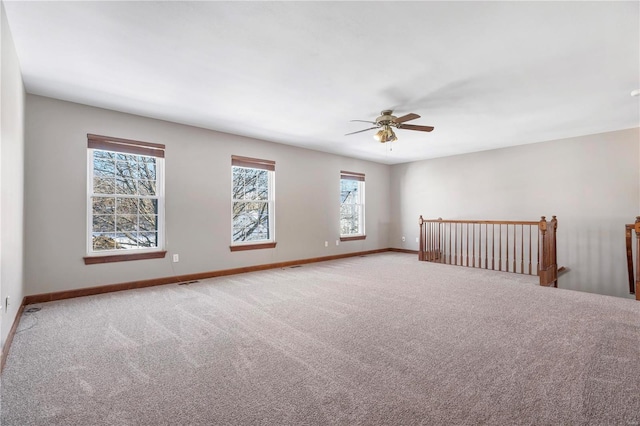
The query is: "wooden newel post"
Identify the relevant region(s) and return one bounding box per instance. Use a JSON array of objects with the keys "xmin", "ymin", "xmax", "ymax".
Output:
[
  {"xmin": 419, "ymin": 215, "xmax": 425, "ymax": 261},
  {"xmin": 635, "ymin": 216, "xmax": 640, "ymax": 301},
  {"xmin": 537, "ymin": 216, "xmax": 546, "ymax": 277},
  {"xmin": 626, "ymin": 222, "xmax": 635, "ymax": 294},
  {"xmin": 538, "ymin": 215, "xmax": 559, "ymax": 287},
  {"xmin": 550, "ymin": 216, "xmax": 558, "ymax": 287}
]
